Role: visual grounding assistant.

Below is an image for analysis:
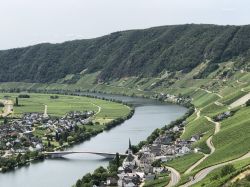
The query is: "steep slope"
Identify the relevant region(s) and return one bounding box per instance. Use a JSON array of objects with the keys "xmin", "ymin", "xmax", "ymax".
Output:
[{"xmin": 0, "ymin": 24, "xmax": 250, "ymax": 83}]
